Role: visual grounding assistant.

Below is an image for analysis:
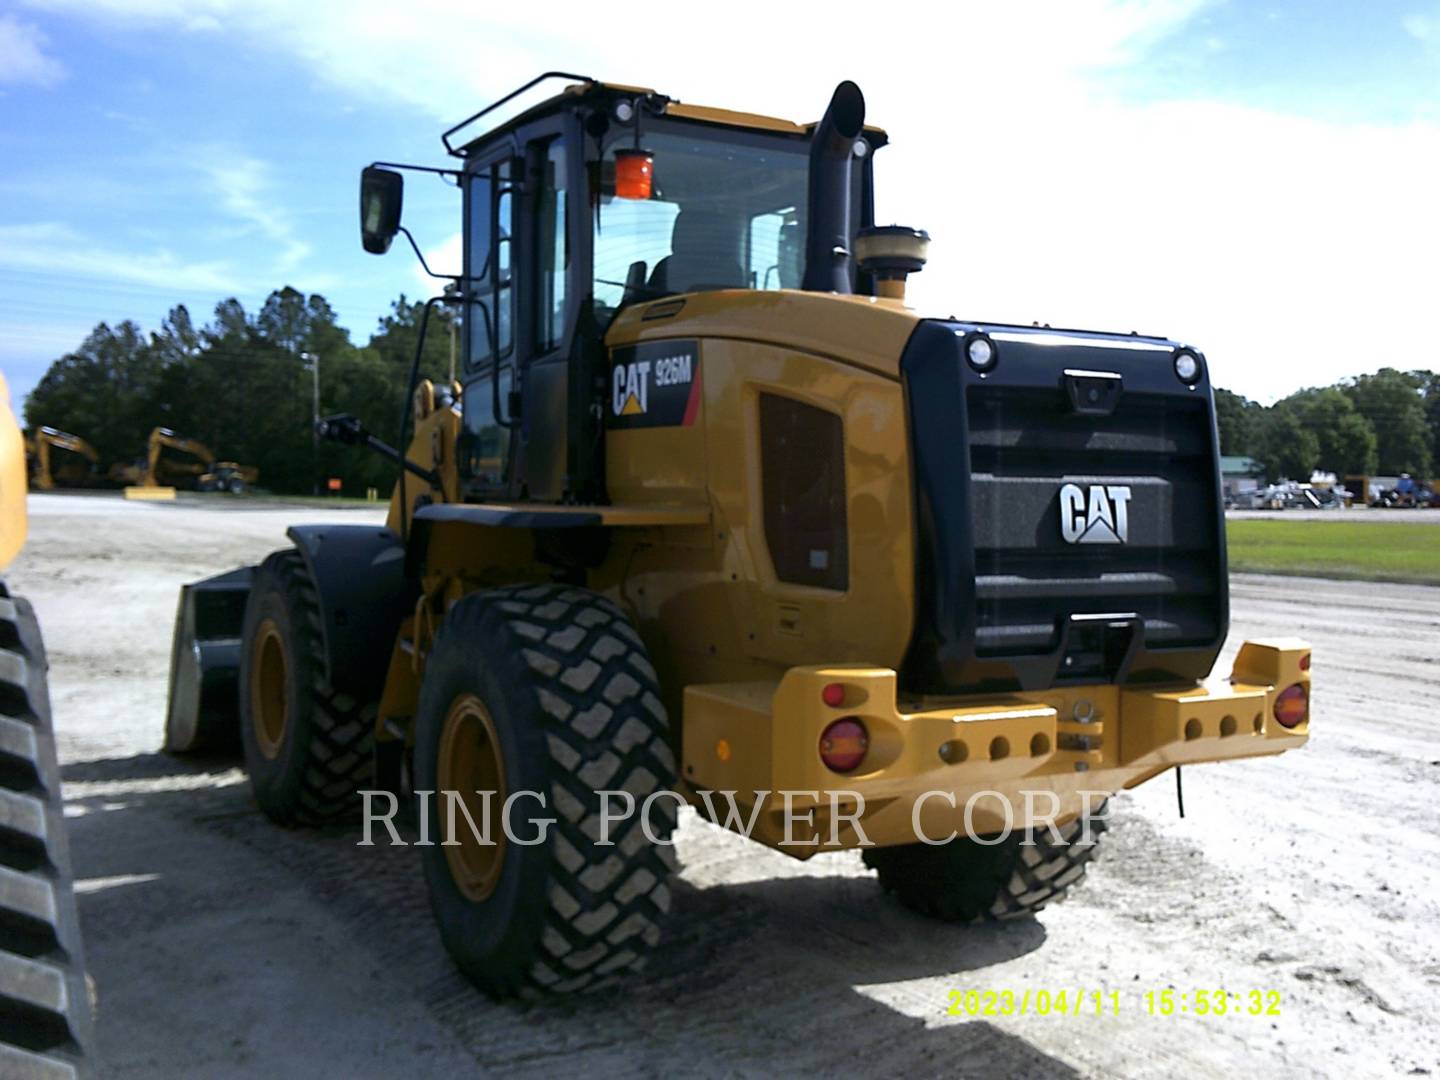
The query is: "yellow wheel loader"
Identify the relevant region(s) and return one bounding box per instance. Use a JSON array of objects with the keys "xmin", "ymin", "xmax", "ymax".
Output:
[
  {"xmin": 25, "ymin": 427, "xmax": 100, "ymax": 491},
  {"xmin": 1, "ymin": 379, "xmax": 95, "ymax": 1075},
  {"xmin": 167, "ymin": 75, "xmax": 1311, "ymax": 997}
]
